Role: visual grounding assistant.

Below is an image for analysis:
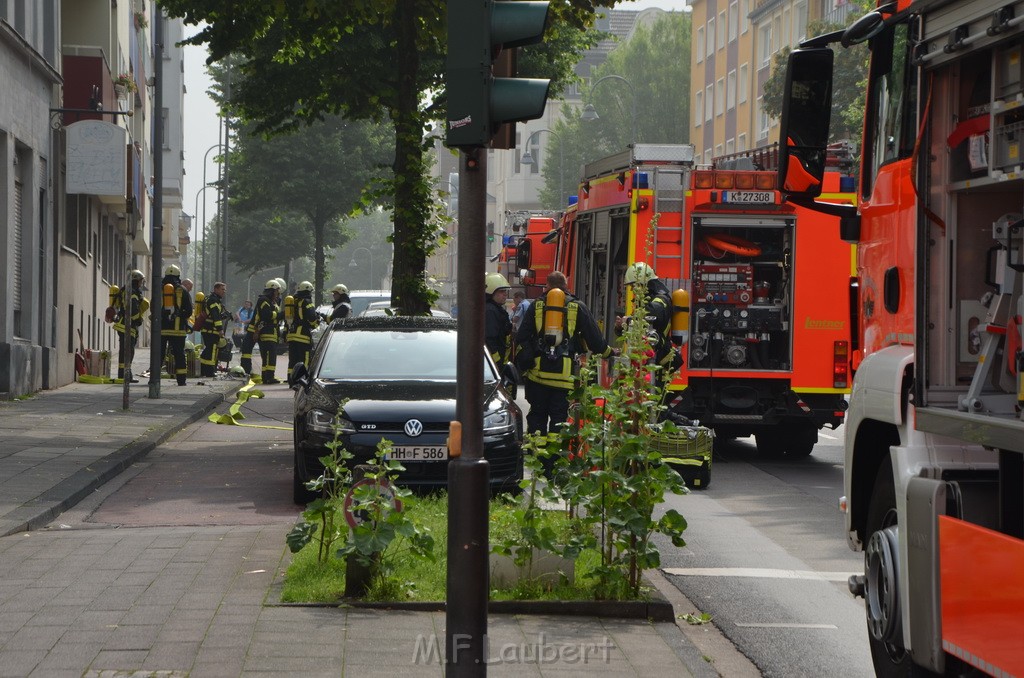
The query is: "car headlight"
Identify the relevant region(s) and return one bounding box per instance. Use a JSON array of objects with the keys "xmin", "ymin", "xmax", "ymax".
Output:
[
  {"xmin": 483, "ymin": 407, "xmax": 515, "ymax": 434},
  {"xmin": 307, "ymin": 409, "xmax": 355, "ymax": 435}
]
